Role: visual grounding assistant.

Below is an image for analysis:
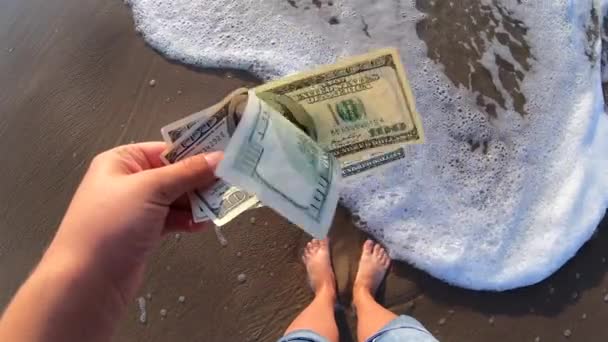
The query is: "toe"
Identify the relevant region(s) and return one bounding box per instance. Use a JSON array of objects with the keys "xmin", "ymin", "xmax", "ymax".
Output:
[
  {"xmin": 320, "ymin": 238, "xmax": 329, "ymax": 249},
  {"xmin": 305, "ymin": 242, "xmax": 313, "ymax": 254},
  {"xmin": 380, "ymin": 249, "xmax": 388, "ymax": 259},
  {"xmin": 373, "ymin": 243, "xmax": 383, "ymax": 258},
  {"xmin": 362, "ymin": 240, "xmax": 374, "ymax": 255},
  {"xmin": 313, "ymin": 239, "xmax": 323, "ymax": 251},
  {"xmin": 380, "ymin": 254, "xmax": 389, "ymax": 266},
  {"xmin": 303, "ymin": 247, "xmax": 311, "ymax": 259}
]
